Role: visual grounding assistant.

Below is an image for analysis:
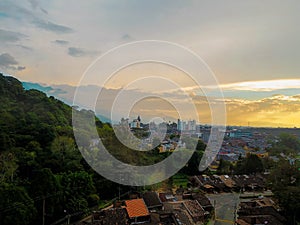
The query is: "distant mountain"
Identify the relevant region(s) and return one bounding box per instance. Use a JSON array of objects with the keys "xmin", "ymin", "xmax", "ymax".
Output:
[
  {"xmin": 22, "ymin": 81, "xmax": 182, "ymax": 125},
  {"xmin": 22, "ymin": 82, "xmax": 54, "ymax": 93}
]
